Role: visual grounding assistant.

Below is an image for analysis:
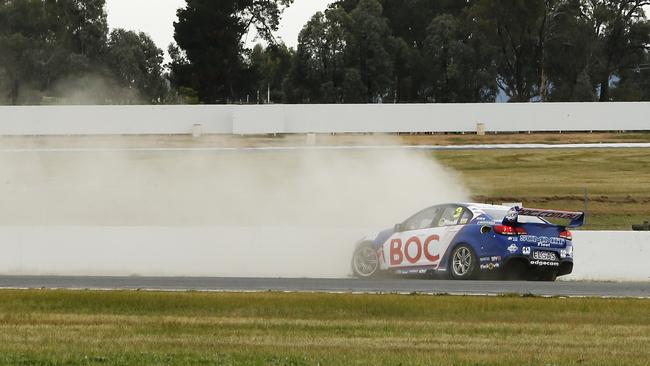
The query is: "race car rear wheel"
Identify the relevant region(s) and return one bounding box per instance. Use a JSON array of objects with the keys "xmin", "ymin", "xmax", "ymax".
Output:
[
  {"xmin": 352, "ymin": 244, "xmax": 380, "ymax": 279},
  {"xmin": 449, "ymin": 244, "xmax": 478, "ymax": 280}
]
